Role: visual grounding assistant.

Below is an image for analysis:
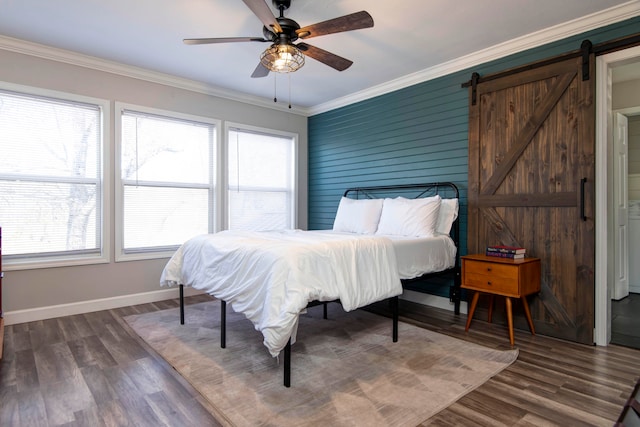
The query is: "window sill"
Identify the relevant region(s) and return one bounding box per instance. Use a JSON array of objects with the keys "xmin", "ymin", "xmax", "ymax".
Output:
[{"xmin": 3, "ymin": 253, "xmax": 110, "ymax": 271}]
